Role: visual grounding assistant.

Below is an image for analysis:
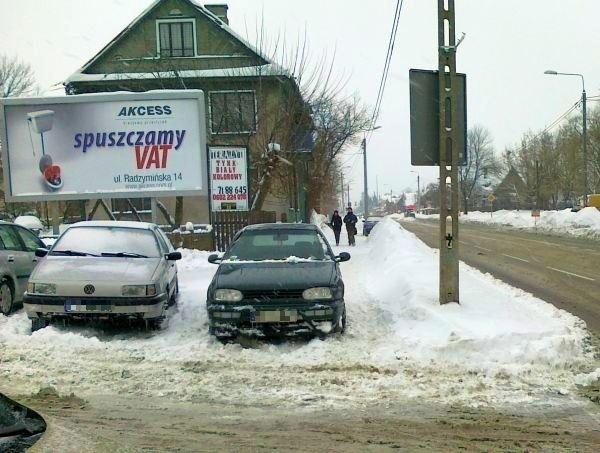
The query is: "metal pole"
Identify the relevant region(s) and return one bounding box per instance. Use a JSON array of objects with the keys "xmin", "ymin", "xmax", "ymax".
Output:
[
  {"xmin": 438, "ymin": 0, "xmax": 460, "ymax": 304},
  {"xmin": 362, "ymin": 138, "xmax": 369, "ymax": 217},
  {"xmin": 582, "ymin": 89, "xmax": 588, "ymax": 206}
]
